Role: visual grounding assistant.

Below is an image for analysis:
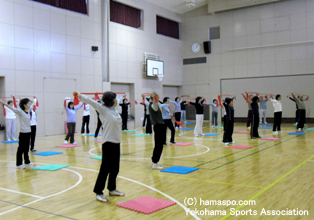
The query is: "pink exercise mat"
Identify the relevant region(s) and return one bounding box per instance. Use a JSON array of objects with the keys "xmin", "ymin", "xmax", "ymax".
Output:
[
  {"xmin": 171, "ymin": 142, "xmax": 194, "ymax": 146},
  {"xmin": 56, "ymin": 144, "xmax": 80, "ymax": 148}
]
